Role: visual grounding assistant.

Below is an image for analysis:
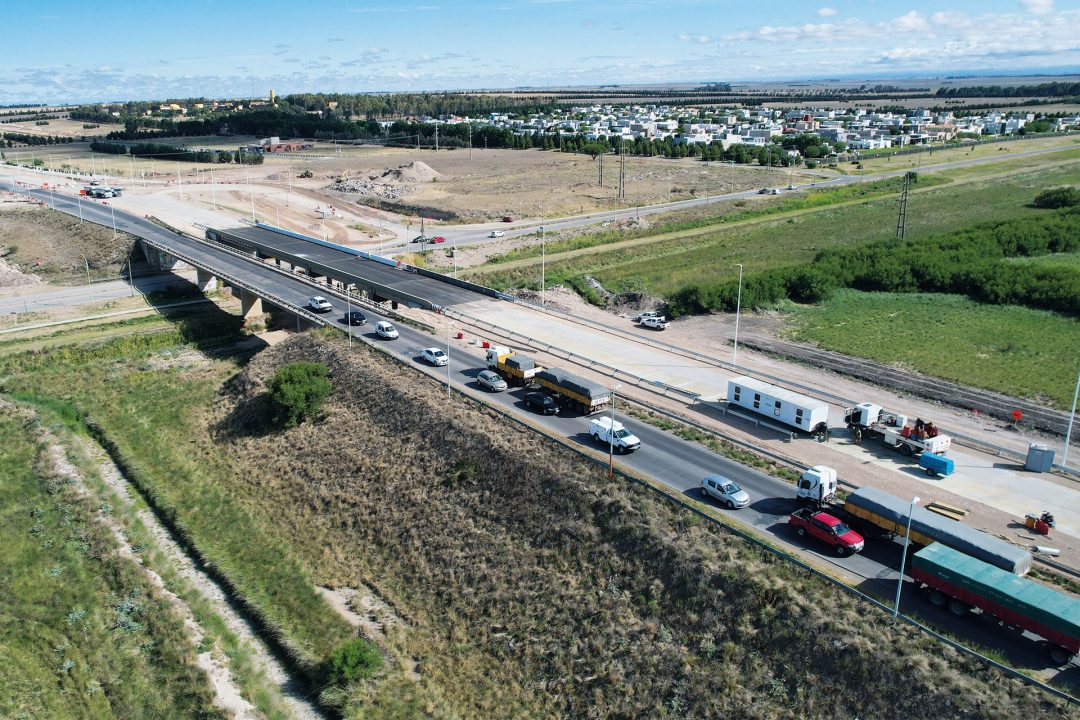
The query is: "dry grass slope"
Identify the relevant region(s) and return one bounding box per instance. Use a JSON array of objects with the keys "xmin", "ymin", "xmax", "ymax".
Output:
[{"xmin": 211, "ymin": 333, "xmax": 1075, "ymax": 720}]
